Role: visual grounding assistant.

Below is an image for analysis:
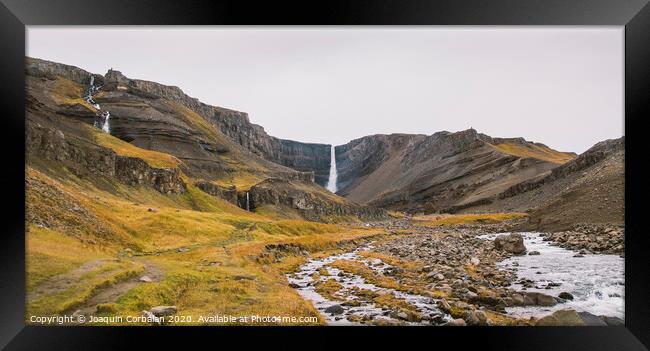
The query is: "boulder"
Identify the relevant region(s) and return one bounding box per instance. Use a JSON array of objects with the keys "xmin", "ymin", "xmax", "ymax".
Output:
[
  {"xmin": 494, "ymin": 233, "xmax": 526, "ymax": 255},
  {"xmin": 536, "ymin": 309, "xmax": 586, "ymax": 326},
  {"xmin": 325, "ymin": 305, "xmax": 345, "ymax": 315},
  {"xmin": 601, "ymin": 316, "xmax": 624, "ymax": 326},
  {"xmin": 523, "ymin": 292, "xmax": 557, "ymax": 307},
  {"xmin": 139, "ymin": 275, "xmax": 153, "ymax": 283},
  {"xmin": 445, "ymin": 318, "xmax": 467, "ymax": 326},
  {"xmin": 141, "ymin": 310, "xmax": 162, "ymax": 325},
  {"xmin": 150, "ymin": 305, "xmax": 177, "ymax": 317},
  {"xmin": 528, "ymin": 251, "xmax": 541, "ymax": 256},
  {"xmin": 578, "ymin": 312, "xmax": 608, "ymax": 326},
  {"xmin": 558, "ymin": 292, "xmax": 574, "ymax": 300}
]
